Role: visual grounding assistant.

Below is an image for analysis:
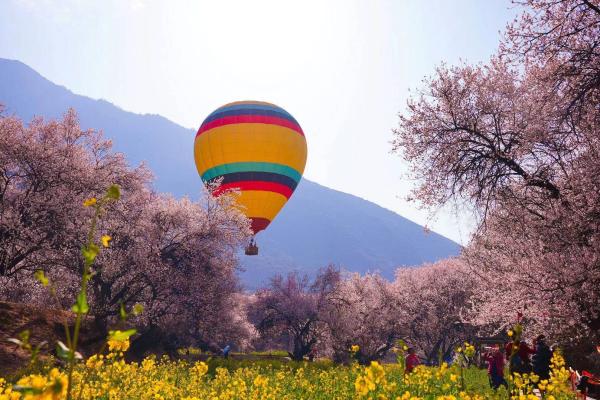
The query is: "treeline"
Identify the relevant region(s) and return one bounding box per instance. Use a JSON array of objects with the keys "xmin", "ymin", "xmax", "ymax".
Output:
[
  {"xmin": 0, "ymin": 106, "xmax": 595, "ymax": 370},
  {"xmin": 1, "ymin": 0, "xmax": 599, "ymax": 371},
  {"xmin": 0, "ymin": 109, "xmax": 480, "ymax": 366},
  {"xmin": 0, "ymin": 110, "xmax": 254, "ymax": 355},
  {"xmin": 247, "ymin": 259, "xmax": 480, "ymax": 365}
]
